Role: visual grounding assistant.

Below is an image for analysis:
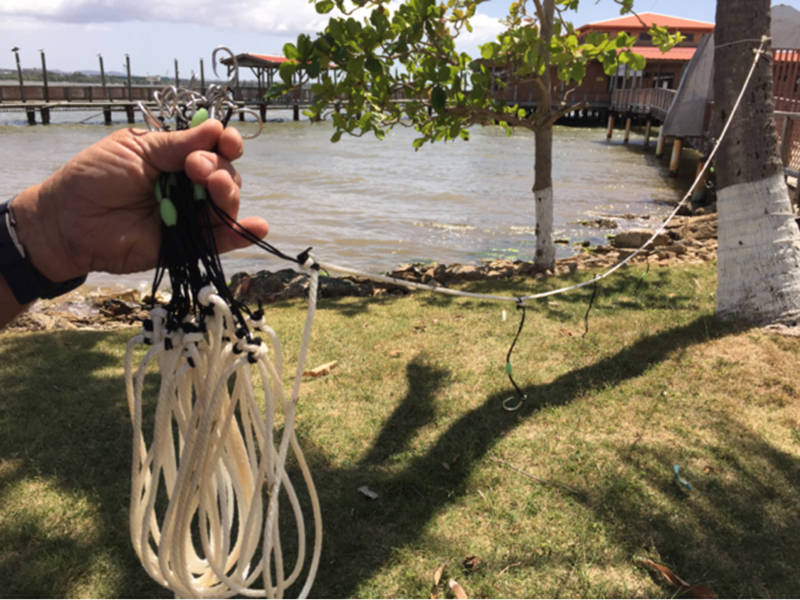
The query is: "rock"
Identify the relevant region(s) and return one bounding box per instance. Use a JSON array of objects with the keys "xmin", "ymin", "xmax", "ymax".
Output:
[
  {"xmin": 280, "ymin": 275, "xmax": 310, "ymax": 300},
  {"xmin": 388, "ymin": 264, "xmax": 423, "ymax": 281},
  {"xmin": 319, "ymin": 276, "xmax": 373, "ymax": 298},
  {"xmin": 579, "ymin": 218, "xmax": 618, "ymax": 229},
  {"xmin": 444, "ymin": 264, "xmax": 483, "ymax": 282},
  {"xmin": 662, "ymin": 243, "xmax": 687, "ymax": 256},
  {"xmin": 99, "ymin": 298, "xmax": 138, "ymax": 317},
  {"xmin": 611, "ymin": 229, "xmax": 670, "ymax": 249},
  {"xmin": 230, "ymin": 269, "xmax": 304, "ymax": 302}
]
